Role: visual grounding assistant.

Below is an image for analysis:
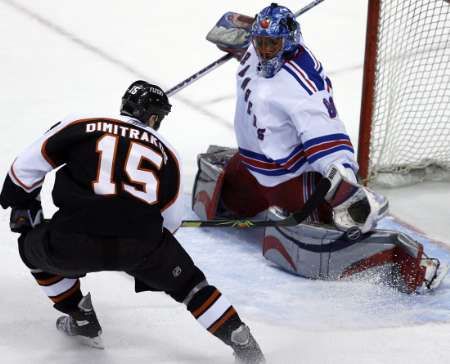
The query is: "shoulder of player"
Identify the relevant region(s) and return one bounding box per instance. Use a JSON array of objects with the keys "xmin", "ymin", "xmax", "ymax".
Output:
[
  {"xmin": 46, "ymin": 114, "xmax": 181, "ymax": 164},
  {"xmin": 90, "ymin": 116, "xmax": 180, "ymax": 162},
  {"xmin": 280, "ymin": 46, "xmax": 327, "ymax": 96}
]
